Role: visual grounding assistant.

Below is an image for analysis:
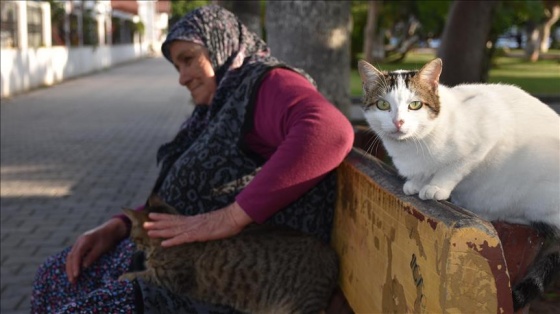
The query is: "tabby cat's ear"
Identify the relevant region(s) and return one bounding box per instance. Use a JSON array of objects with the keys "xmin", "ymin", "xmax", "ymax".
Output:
[
  {"xmin": 357, "ymin": 60, "xmax": 383, "ymax": 93},
  {"xmin": 146, "ymin": 194, "xmax": 180, "ymax": 215},
  {"xmin": 122, "ymin": 208, "xmax": 139, "ymax": 224},
  {"xmin": 147, "ymin": 194, "xmax": 165, "ymax": 207},
  {"xmin": 418, "ymin": 58, "xmax": 442, "ymax": 92}
]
